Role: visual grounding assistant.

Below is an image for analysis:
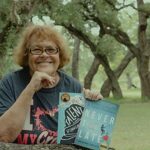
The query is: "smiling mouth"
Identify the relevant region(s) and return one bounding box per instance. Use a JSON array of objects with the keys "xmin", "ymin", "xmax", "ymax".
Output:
[{"xmin": 37, "ymin": 62, "xmax": 52, "ymax": 64}]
